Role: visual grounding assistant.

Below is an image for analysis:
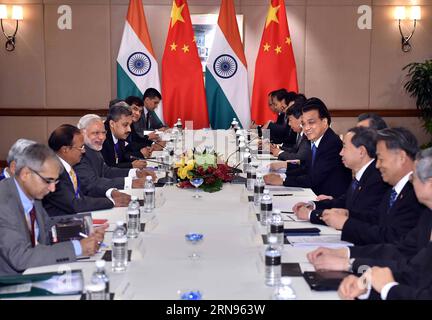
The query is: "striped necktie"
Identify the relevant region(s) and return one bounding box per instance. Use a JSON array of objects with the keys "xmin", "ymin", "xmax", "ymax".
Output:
[
  {"xmin": 29, "ymin": 206, "xmax": 37, "ymax": 247},
  {"xmin": 351, "ymin": 178, "xmax": 359, "ymax": 192},
  {"xmin": 388, "ymin": 188, "xmax": 398, "ymax": 210},
  {"xmin": 69, "ymin": 169, "xmax": 78, "ymax": 192}
]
